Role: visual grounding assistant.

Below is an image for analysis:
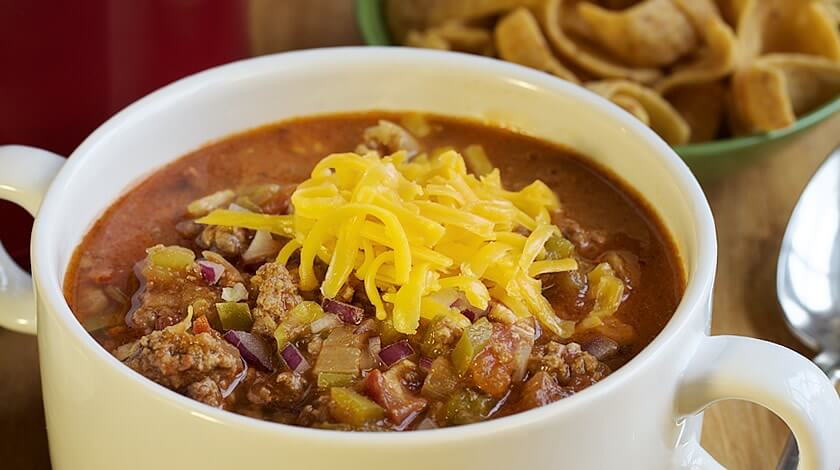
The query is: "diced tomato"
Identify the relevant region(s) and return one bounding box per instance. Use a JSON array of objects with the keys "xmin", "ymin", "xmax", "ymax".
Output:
[
  {"xmin": 469, "ymin": 323, "xmax": 516, "ymax": 398},
  {"xmin": 510, "ymin": 371, "xmax": 569, "ymax": 413},
  {"xmin": 193, "ymin": 315, "xmax": 212, "ymax": 334},
  {"xmin": 363, "ymin": 363, "xmax": 427, "ymax": 425}
]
